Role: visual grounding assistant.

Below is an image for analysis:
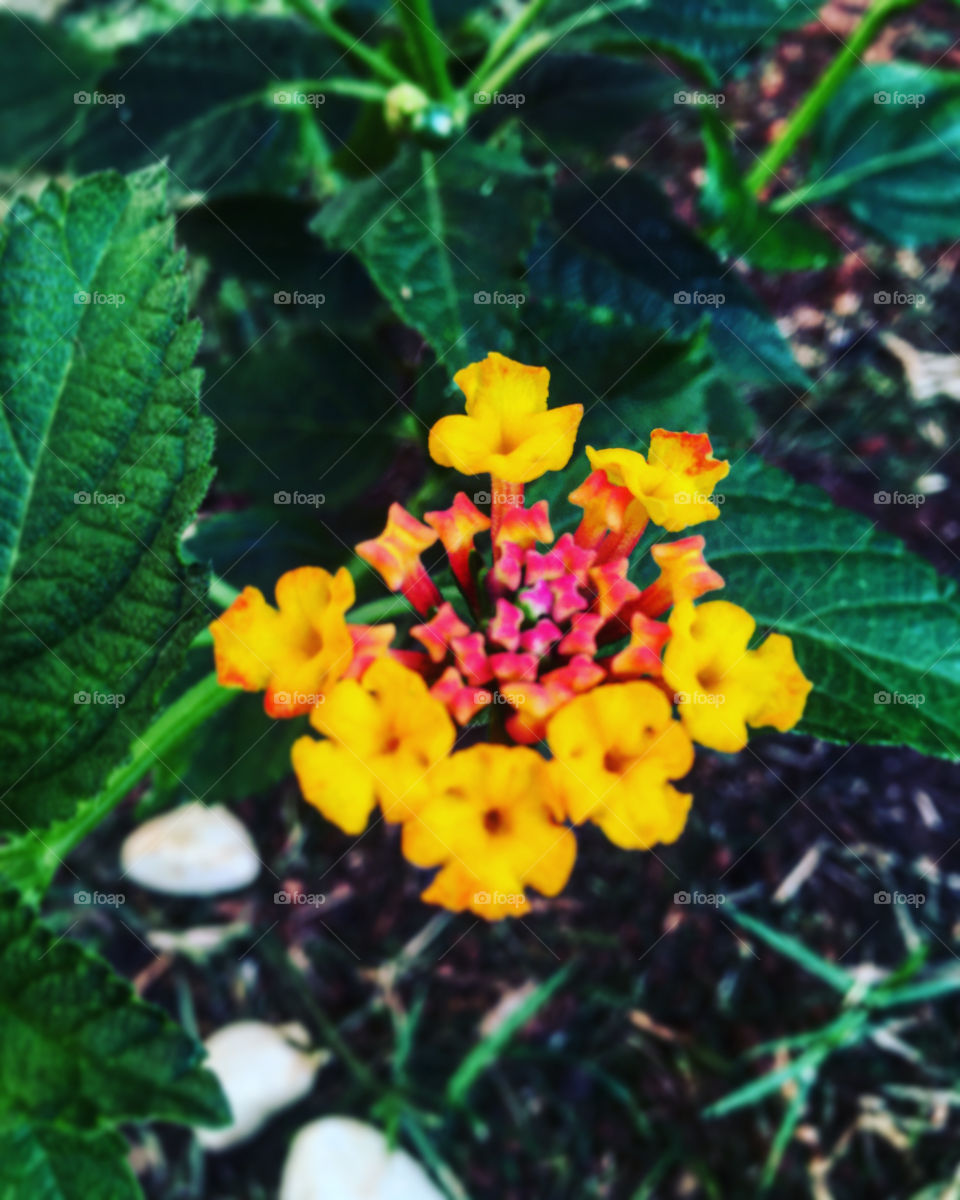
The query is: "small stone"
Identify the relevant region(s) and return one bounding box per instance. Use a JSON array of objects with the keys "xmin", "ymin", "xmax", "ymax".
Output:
[
  {"xmin": 199, "ymin": 1022, "xmax": 329, "ymax": 1152},
  {"xmin": 121, "ymin": 802, "xmax": 260, "ymax": 896},
  {"xmin": 279, "ymin": 1117, "xmax": 444, "ymax": 1200}
]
